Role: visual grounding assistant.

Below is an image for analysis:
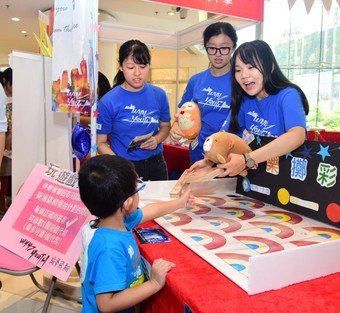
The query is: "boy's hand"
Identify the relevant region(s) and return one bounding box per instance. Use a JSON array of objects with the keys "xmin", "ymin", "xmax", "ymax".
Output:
[
  {"xmin": 150, "ymin": 258, "xmax": 175, "ymax": 289},
  {"xmin": 178, "ymin": 189, "xmax": 194, "ymax": 207}
]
